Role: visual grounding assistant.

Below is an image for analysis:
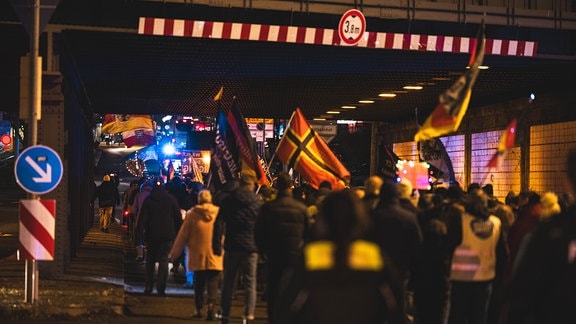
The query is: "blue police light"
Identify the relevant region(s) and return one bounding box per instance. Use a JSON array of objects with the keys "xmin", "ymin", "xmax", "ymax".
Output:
[{"xmin": 162, "ymin": 143, "xmax": 176, "ymax": 156}]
